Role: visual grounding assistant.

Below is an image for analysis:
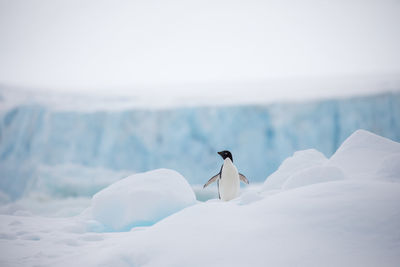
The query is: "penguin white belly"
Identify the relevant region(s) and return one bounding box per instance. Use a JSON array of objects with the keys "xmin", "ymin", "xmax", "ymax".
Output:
[{"xmin": 219, "ymin": 159, "xmax": 240, "ymax": 201}]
